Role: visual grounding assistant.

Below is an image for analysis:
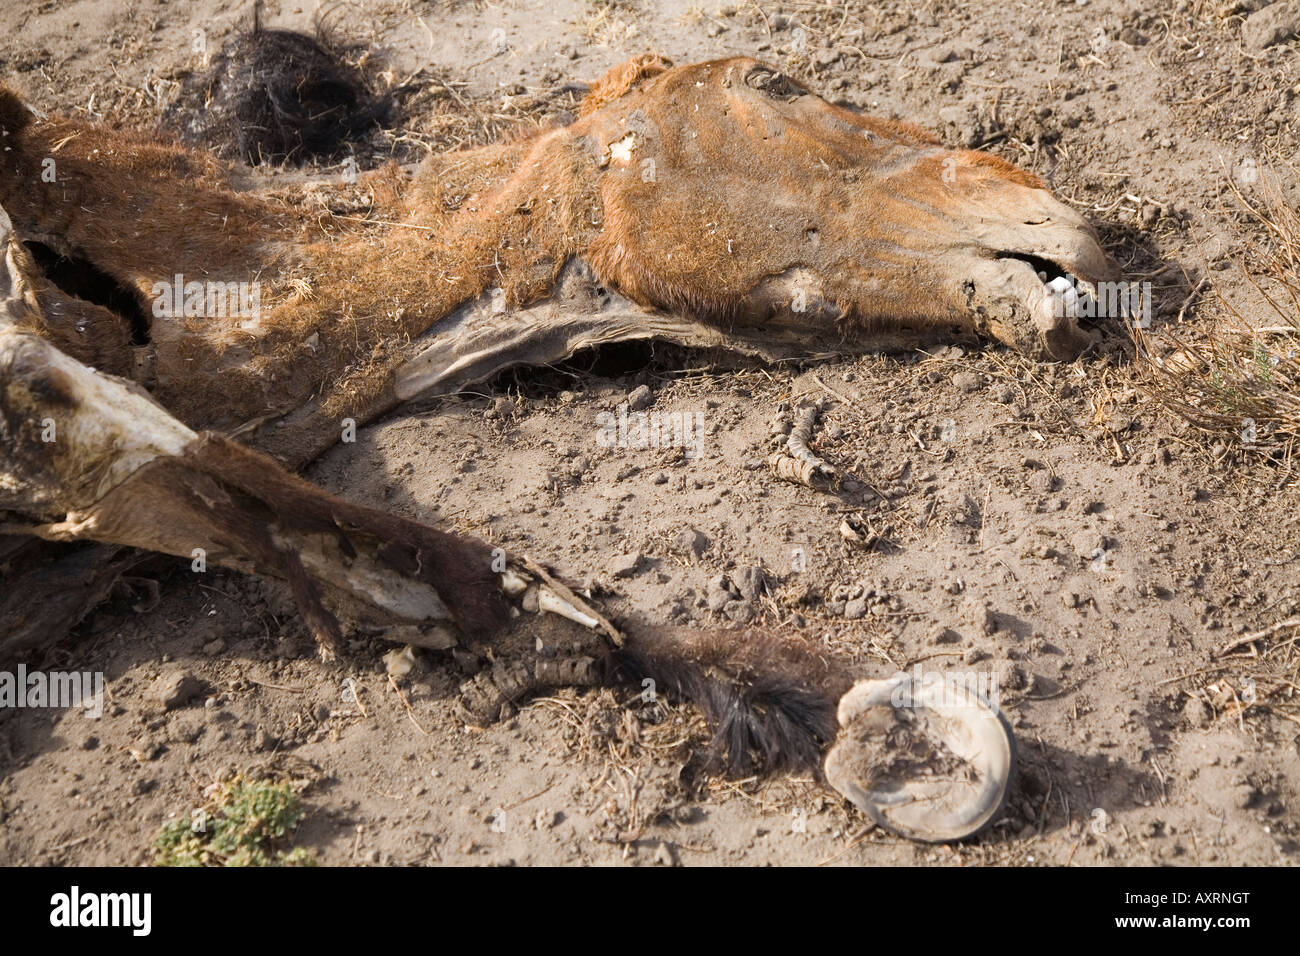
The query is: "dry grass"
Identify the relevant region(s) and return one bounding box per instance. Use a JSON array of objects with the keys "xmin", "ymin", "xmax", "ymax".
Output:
[
  {"xmin": 386, "ymin": 69, "xmax": 584, "ymax": 158},
  {"xmin": 1166, "ymin": 618, "xmax": 1300, "ymax": 737},
  {"xmin": 1136, "ymin": 172, "xmax": 1300, "ymax": 476},
  {"xmin": 581, "ymin": 0, "xmax": 640, "ymax": 49}
]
